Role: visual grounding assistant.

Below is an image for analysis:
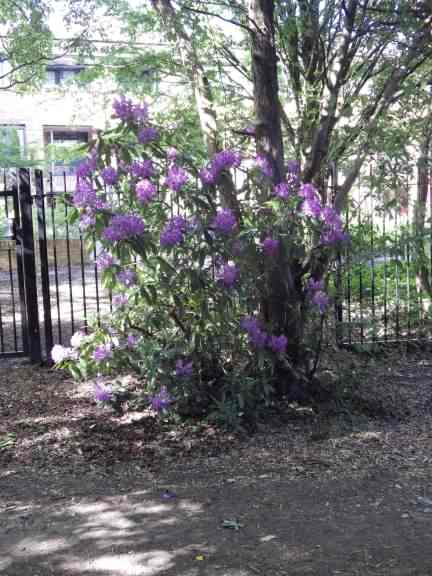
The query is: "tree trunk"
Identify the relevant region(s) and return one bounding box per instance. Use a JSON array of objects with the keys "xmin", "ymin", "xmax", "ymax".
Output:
[{"xmin": 415, "ymin": 135, "xmax": 432, "ymax": 298}]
